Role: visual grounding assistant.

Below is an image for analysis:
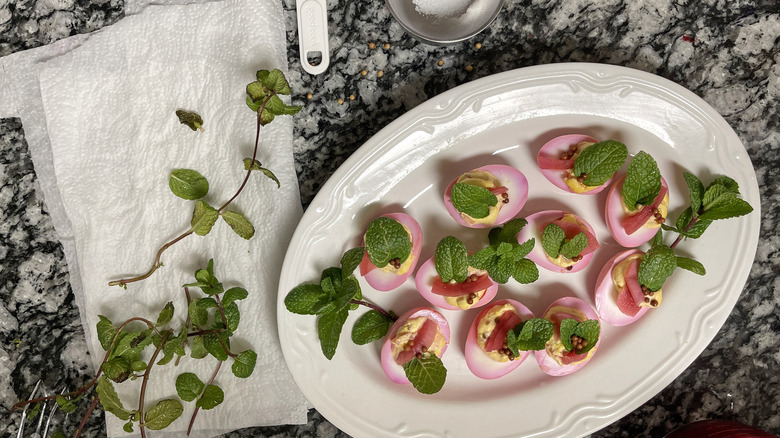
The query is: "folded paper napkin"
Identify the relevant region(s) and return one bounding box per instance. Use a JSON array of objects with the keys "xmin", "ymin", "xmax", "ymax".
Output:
[{"xmin": 3, "ymin": 0, "xmax": 310, "ymax": 435}]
